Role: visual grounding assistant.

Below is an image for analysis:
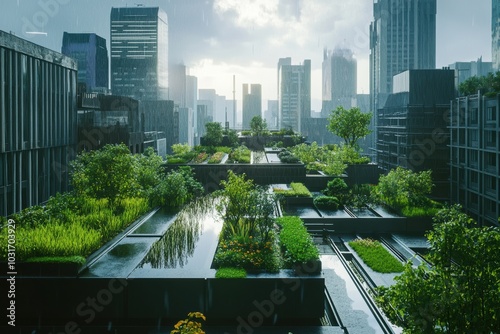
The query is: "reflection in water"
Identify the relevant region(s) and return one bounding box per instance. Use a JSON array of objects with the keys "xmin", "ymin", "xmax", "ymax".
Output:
[{"xmin": 138, "ymin": 195, "xmax": 218, "ymax": 269}]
